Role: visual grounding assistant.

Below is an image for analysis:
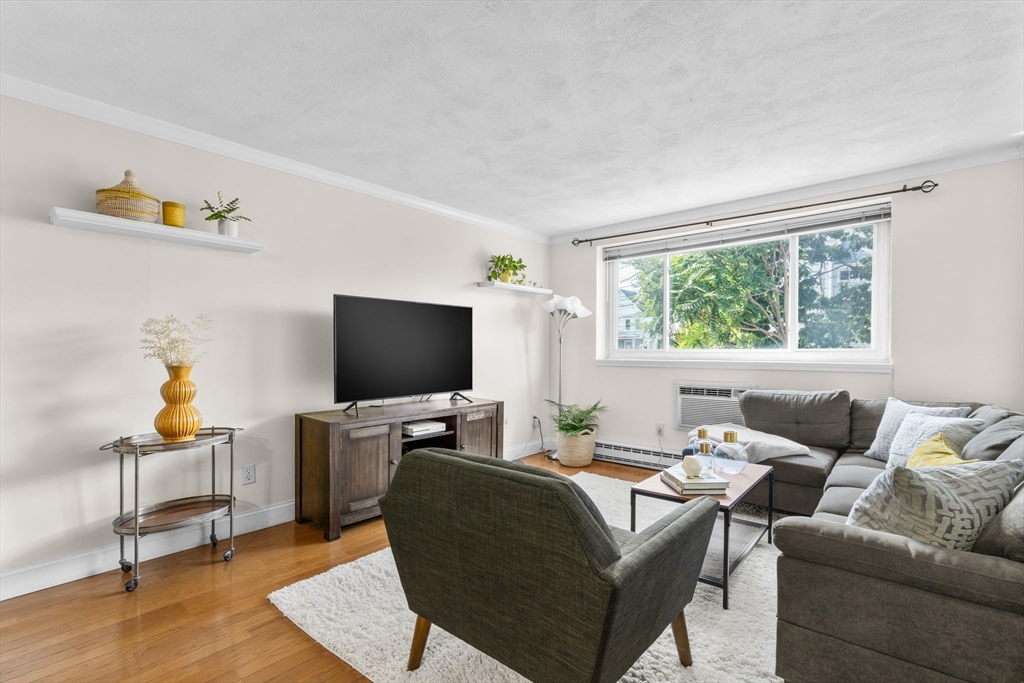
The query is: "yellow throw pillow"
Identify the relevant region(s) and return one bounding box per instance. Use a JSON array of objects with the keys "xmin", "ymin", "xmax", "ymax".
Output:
[{"xmin": 907, "ymin": 433, "xmax": 979, "ymax": 468}]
